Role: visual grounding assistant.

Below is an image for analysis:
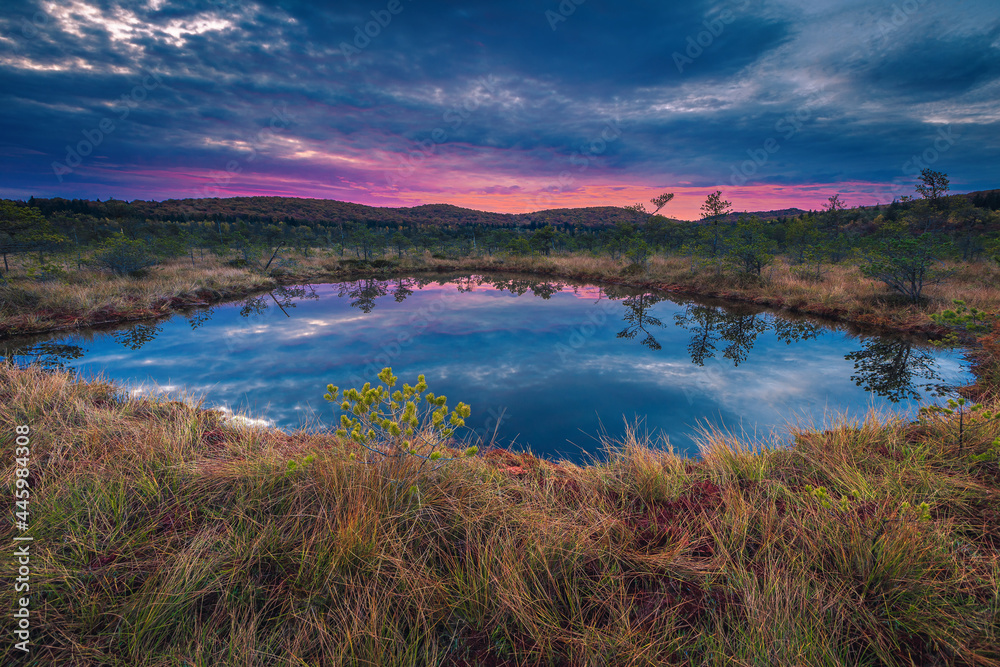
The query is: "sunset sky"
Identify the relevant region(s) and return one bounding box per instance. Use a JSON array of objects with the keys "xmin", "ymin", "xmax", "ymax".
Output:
[{"xmin": 1, "ymin": 0, "xmax": 998, "ymax": 220}]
